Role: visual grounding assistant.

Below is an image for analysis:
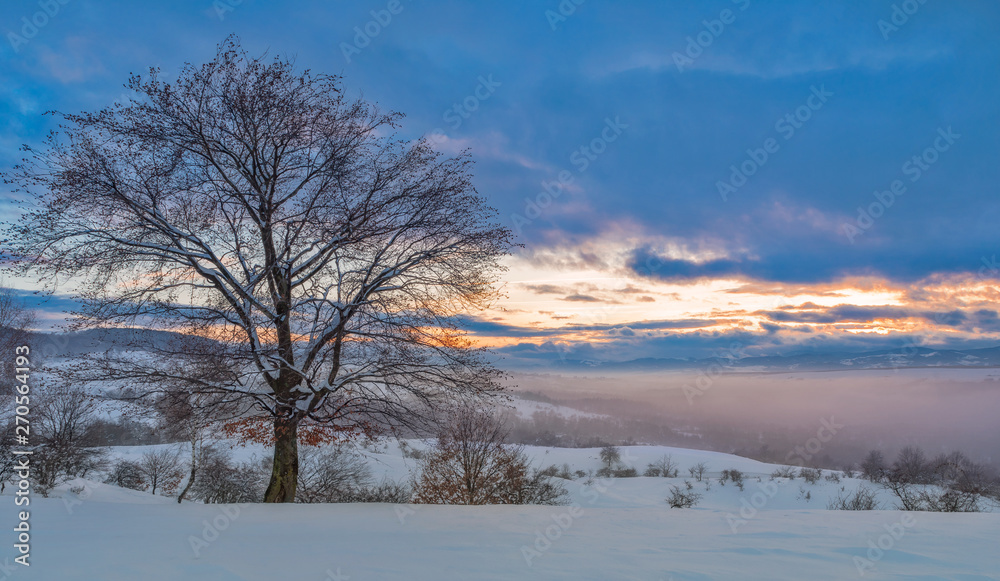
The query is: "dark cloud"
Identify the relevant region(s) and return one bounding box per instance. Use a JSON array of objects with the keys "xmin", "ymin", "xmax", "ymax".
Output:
[
  {"xmin": 627, "ymin": 246, "xmax": 990, "ymax": 285},
  {"xmin": 561, "ymin": 294, "xmax": 602, "ymax": 302},
  {"xmin": 522, "ymin": 284, "xmax": 571, "ymax": 295}
]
